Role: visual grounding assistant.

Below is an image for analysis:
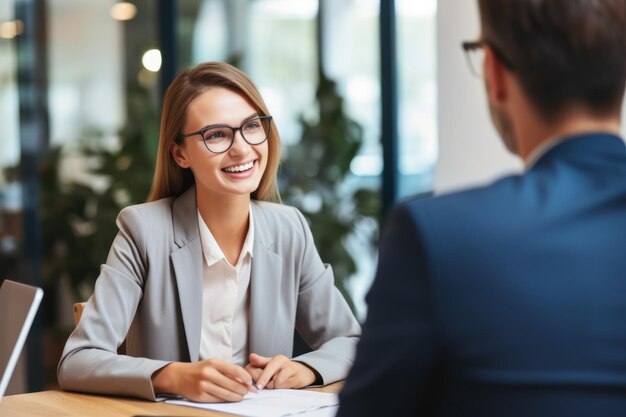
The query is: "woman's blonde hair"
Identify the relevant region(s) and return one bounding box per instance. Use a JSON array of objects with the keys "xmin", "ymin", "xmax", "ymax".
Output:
[{"xmin": 147, "ymin": 62, "xmax": 281, "ymax": 203}]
